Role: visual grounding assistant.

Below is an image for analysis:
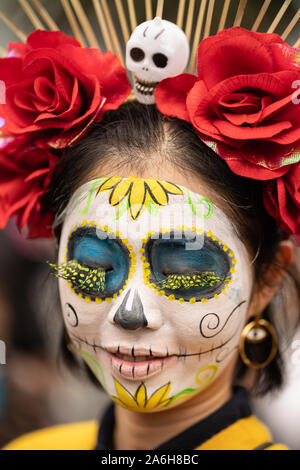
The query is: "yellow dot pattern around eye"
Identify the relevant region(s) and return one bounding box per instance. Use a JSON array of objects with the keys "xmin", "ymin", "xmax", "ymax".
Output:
[
  {"xmin": 65, "ymin": 222, "xmax": 136, "ymax": 303},
  {"xmin": 141, "ymin": 227, "xmax": 237, "ymax": 304}
]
